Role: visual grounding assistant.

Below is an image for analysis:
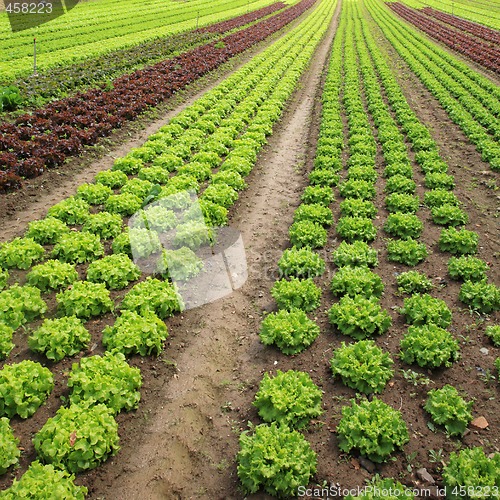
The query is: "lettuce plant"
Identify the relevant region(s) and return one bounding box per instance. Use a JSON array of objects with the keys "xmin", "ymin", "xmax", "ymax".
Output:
[
  {"xmin": 0, "ymin": 284, "xmax": 47, "ymax": 329},
  {"xmin": 396, "ymin": 271, "xmax": 433, "ymax": 295},
  {"xmin": 0, "ymin": 269, "xmax": 7, "ymax": 290},
  {"xmin": 118, "ymin": 227, "xmax": 162, "ymax": 259},
  {"xmin": 253, "ymin": 370, "xmax": 322, "ymax": 429},
  {"xmin": 386, "ymin": 239, "xmax": 428, "ymax": 266},
  {"xmin": 95, "ymin": 169, "xmax": 128, "ymax": 188},
  {"xmin": 156, "ymin": 247, "xmax": 204, "ymax": 281},
  {"xmin": 431, "ymin": 205, "xmax": 468, "ymax": 227},
  {"xmin": 328, "ymin": 296, "xmax": 392, "ymax": 340},
  {"xmin": 201, "ymin": 183, "xmax": 238, "ymax": 208},
  {"xmin": 82, "ymin": 212, "xmax": 123, "ymax": 240},
  {"xmin": 485, "ymin": 325, "xmax": 500, "ymax": 347},
  {"xmin": 448, "ymin": 256, "xmax": 489, "ymax": 282},
  {"xmin": 385, "ymin": 174, "xmax": 416, "ymax": 194},
  {"xmin": 102, "ymin": 310, "xmax": 168, "ymax": 356},
  {"xmin": 424, "ymin": 384, "xmax": 473, "ymax": 436},
  {"xmin": 0, "ymin": 461, "xmax": 87, "ymax": 499},
  {"xmin": 330, "ymin": 340, "xmax": 394, "ymax": 394},
  {"xmin": 332, "ymin": 240, "xmax": 379, "ymax": 268},
  {"xmin": 76, "ymin": 182, "xmax": 113, "ymax": 205},
  {"xmin": 33, "ymin": 404, "xmax": 119, "ymax": 473},
  {"xmin": 0, "ymin": 360, "xmax": 53, "ymax": 418},
  {"xmin": 384, "ymin": 213, "xmax": 423, "ymax": 239},
  {"xmin": 338, "ymin": 179, "xmax": 376, "ymax": 200},
  {"xmin": 105, "ymin": 193, "xmax": 143, "ymax": 216},
  {"xmin": 25, "ymin": 217, "xmax": 70, "ymax": 244},
  {"xmin": 120, "ymin": 277, "xmax": 183, "ymax": 318},
  {"xmin": 138, "ymin": 166, "xmax": 173, "ymax": 185},
  {"xmin": 28, "ymin": 316, "xmax": 90, "ymax": 361},
  {"xmin": 271, "ymin": 278, "xmax": 321, "ymax": 312},
  {"xmin": 439, "ymin": 228, "xmax": 478, "ymax": 255},
  {"xmin": 293, "ymin": 203, "xmax": 333, "ymax": 227},
  {"xmin": 330, "ymin": 266, "xmax": 384, "ymax": 298},
  {"xmin": 67, "ymin": 351, "xmax": 142, "ymax": 413},
  {"xmin": 424, "ymin": 189, "xmax": 460, "ymax": 208},
  {"xmin": 442, "ymin": 447, "xmax": 500, "ymax": 499},
  {"xmin": 301, "ymin": 185, "xmax": 334, "ymax": 206},
  {"xmin": 424, "ymin": 172, "xmax": 455, "ymax": 190},
  {"xmin": 339, "ymin": 198, "xmax": 377, "ymax": 219},
  {"xmin": 336, "ymin": 217, "xmax": 377, "ymax": 242},
  {"xmin": 47, "ymin": 197, "xmax": 90, "ymax": 225},
  {"xmin": 259, "ymin": 309, "xmax": 320, "ymax": 355},
  {"xmin": 177, "ymin": 162, "xmax": 212, "ymax": 182},
  {"xmin": 277, "ymin": 247, "xmax": 325, "ymax": 279},
  {"xmin": 27, "ymin": 260, "xmax": 79, "ymax": 292},
  {"xmin": 132, "ymin": 206, "xmax": 177, "ymax": 232},
  {"xmin": 51, "ymin": 232, "xmax": 104, "ymax": 264},
  {"xmin": 308, "ymin": 168, "xmax": 340, "ymax": 186},
  {"xmin": 289, "ymin": 220, "xmax": 327, "ymax": 249},
  {"xmin": 400, "ymin": 294, "xmax": 452, "ymax": 328},
  {"xmin": 237, "ymin": 422, "xmax": 317, "ymax": 497},
  {"xmin": 0, "ymin": 324, "xmax": 14, "ymax": 360},
  {"xmin": 383, "ymin": 162, "xmax": 414, "ymax": 179},
  {"xmin": 385, "ymin": 193, "xmax": 419, "ymax": 213},
  {"xmin": 112, "ymin": 156, "xmax": 143, "ymax": 175},
  {"xmin": 56, "ymin": 281, "xmax": 114, "ymax": 319},
  {"xmin": 87, "ymin": 254, "xmax": 140, "ymax": 290},
  {"xmin": 120, "ymin": 178, "xmax": 154, "ymax": 201},
  {"xmin": 347, "ymin": 165, "xmax": 377, "ymax": 183},
  {"xmin": 173, "ymin": 221, "xmax": 214, "ymax": 250},
  {"xmin": 0, "ymin": 417, "xmax": 19, "ymax": 474},
  {"xmin": 400, "ymin": 324, "xmax": 459, "ymax": 368},
  {"xmin": 337, "ymin": 397, "xmax": 409, "ymax": 463},
  {"xmin": 0, "ymin": 237, "xmax": 45, "ymax": 270},
  {"xmin": 459, "ymin": 281, "xmax": 500, "ymax": 313}
]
